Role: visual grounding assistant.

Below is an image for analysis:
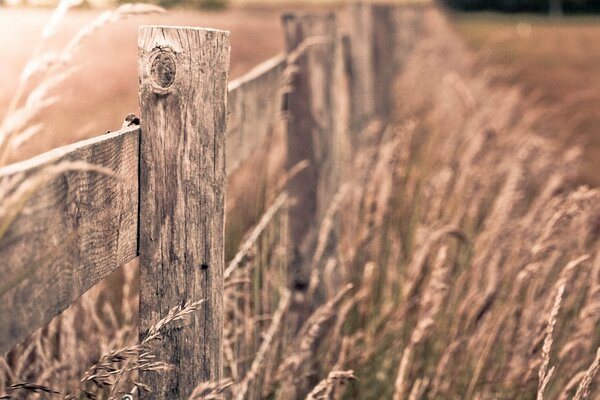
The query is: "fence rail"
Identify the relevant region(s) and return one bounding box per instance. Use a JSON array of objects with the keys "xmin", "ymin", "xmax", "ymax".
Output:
[
  {"xmin": 0, "ymin": 3, "xmax": 425, "ymax": 398},
  {"xmin": 227, "ymin": 53, "xmax": 286, "ymax": 175},
  {"xmin": 0, "ymin": 126, "xmax": 139, "ymax": 354}
]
